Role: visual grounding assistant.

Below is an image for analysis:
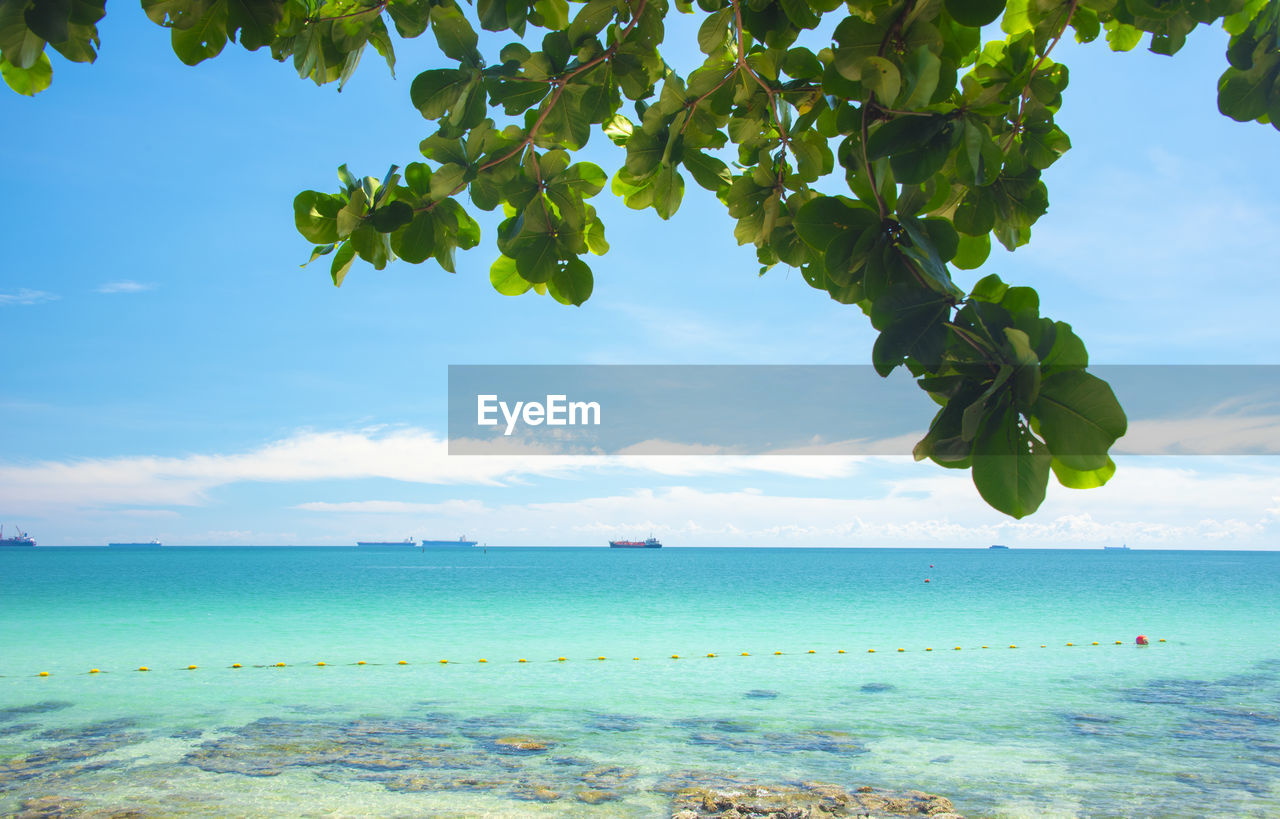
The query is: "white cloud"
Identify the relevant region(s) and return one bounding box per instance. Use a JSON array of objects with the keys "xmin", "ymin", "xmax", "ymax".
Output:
[
  {"xmin": 0, "ymin": 426, "xmax": 869, "ymax": 512},
  {"xmin": 289, "ymin": 459, "xmax": 1280, "ymax": 549},
  {"xmin": 0, "ymin": 288, "xmax": 58, "ymax": 306},
  {"xmin": 95, "ymin": 280, "xmax": 155, "ymax": 294}
]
